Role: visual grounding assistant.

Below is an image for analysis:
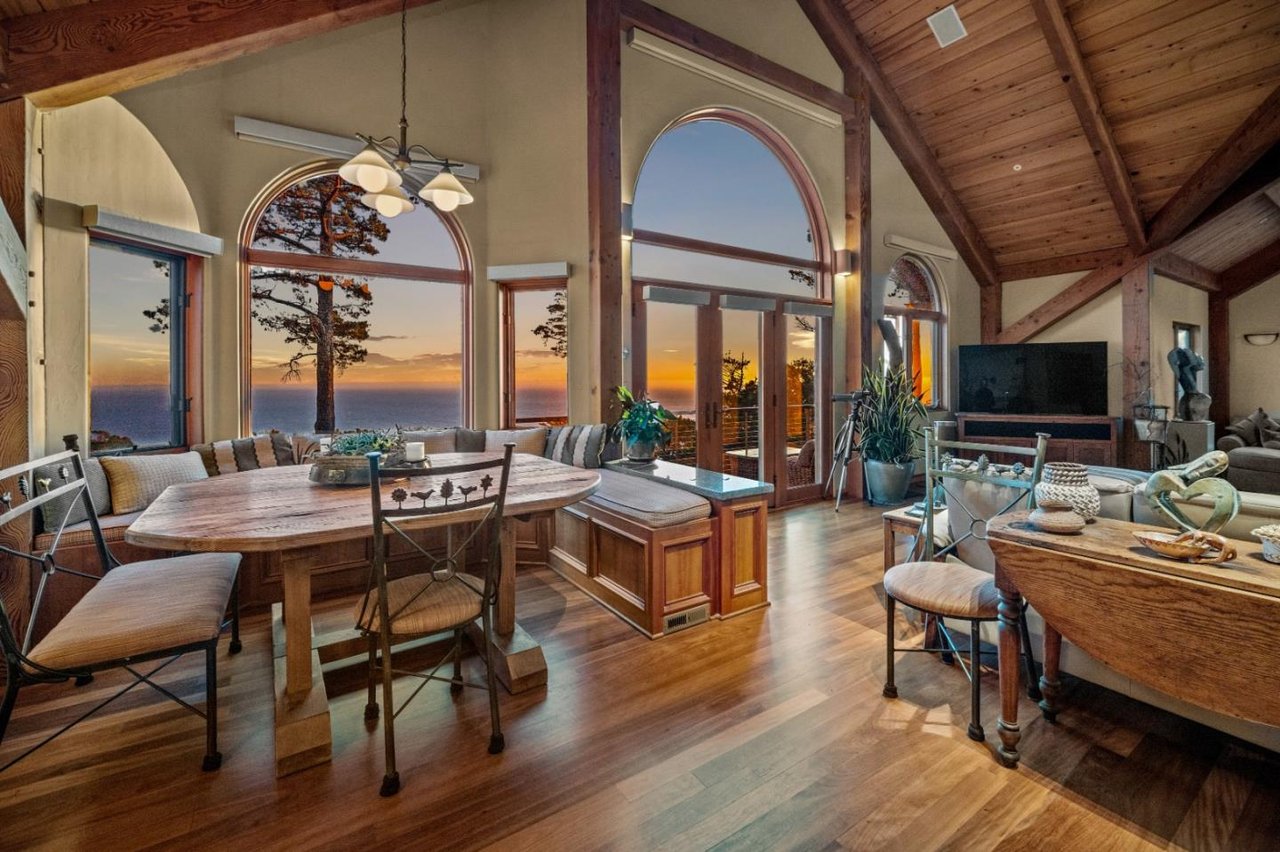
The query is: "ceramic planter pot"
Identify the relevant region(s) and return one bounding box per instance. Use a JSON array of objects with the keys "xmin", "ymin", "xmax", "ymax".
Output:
[
  {"xmin": 624, "ymin": 438, "xmax": 658, "ymax": 464},
  {"xmin": 864, "ymin": 459, "xmax": 914, "ymax": 506}
]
